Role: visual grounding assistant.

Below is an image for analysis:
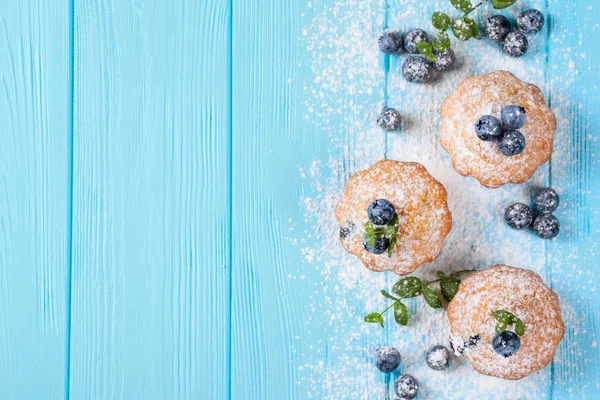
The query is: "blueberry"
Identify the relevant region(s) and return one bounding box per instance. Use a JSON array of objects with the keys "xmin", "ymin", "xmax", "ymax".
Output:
[
  {"xmin": 501, "ymin": 105, "xmax": 527, "ymax": 129},
  {"xmin": 402, "ymin": 56, "xmax": 432, "ymax": 83},
  {"xmin": 395, "ymin": 374, "xmax": 419, "ymax": 399},
  {"xmin": 375, "ymin": 347, "xmax": 402, "ymax": 373},
  {"xmin": 532, "ymin": 188, "xmax": 560, "ymax": 214},
  {"xmin": 517, "ymin": 9, "xmax": 545, "ymax": 34},
  {"xmin": 533, "ymin": 214, "xmax": 560, "ymax": 239},
  {"xmin": 379, "ymin": 31, "xmax": 402, "ymax": 54},
  {"xmin": 403, "ymin": 29, "xmax": 429, "ymax": 54},
  {"xmin": 377, "ymin": 108, "xmax": 402, "ymax": 131},
  {"xmin": 492, "ymin": 331, "xmax": 521, "ymax": 357},
  {"xmin": 485, "ymin": 15, "xmax": 511, "ymax": 42},
  {"xmin": 475, "ymin": 115, "xmax": 503, "ymax": 141},
  {"xmin": 432, "ymin": 48, "xmax": 455, "ymax": 71},
  {"xmin": 364, "ymin": 235, "xmax": 390, "ymax": 255},
  {"xmin": 505, "ymin": 203, "xmax": 534, "ymax": 230},
  {"xmin": 368, "ymin": 199, "xmax": 395, "ymax": 225},
  {"xmin": 339, "ymin": 220, "xmax": 355, "ymax": 240},
  {"xmin": 426, "ymin": 345, "xmax": 450, "ymax": 371},
  {"xmin": 498, "ymin": 130, "xmax": 526, "ymax": 156},
  {"xmin": 502, "ymin": 31, "xmax": 529, "ymax": 58}
]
